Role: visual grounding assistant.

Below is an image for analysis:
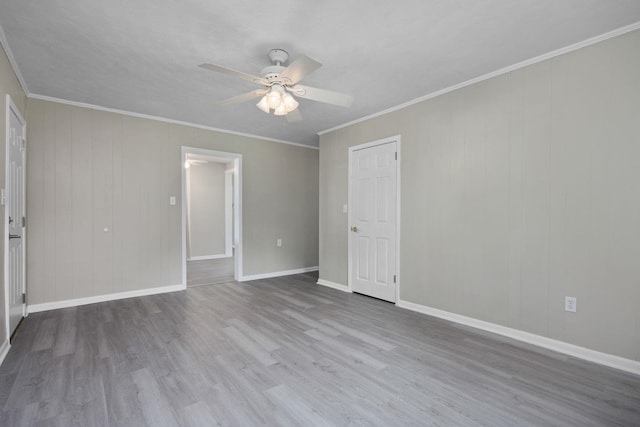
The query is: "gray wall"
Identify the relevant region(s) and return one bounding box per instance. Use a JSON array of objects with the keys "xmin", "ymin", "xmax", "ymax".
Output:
[
  {"xmin": 26, "ymin": 98, "xmax": 319, "ymax": 305},
  {"xmin": 187, "ymin": 161, "xmax": 226, "ymax": 258},
  {"xmin": 0, "ymin": 42, "xmax": 26, "ymax": 344},
  {"xmin": 319, "ymin": 29, "xmax": 640, "ymax": 361}
]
